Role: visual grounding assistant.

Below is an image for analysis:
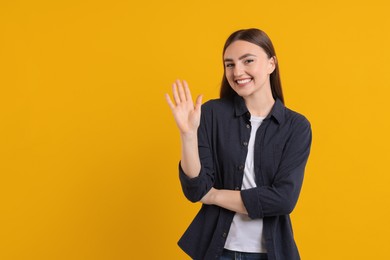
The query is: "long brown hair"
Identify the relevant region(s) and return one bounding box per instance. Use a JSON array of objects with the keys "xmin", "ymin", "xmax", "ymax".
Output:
[{"xmin": 220, "ymin": 28, "xmax": 284, "ymax": 104}]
